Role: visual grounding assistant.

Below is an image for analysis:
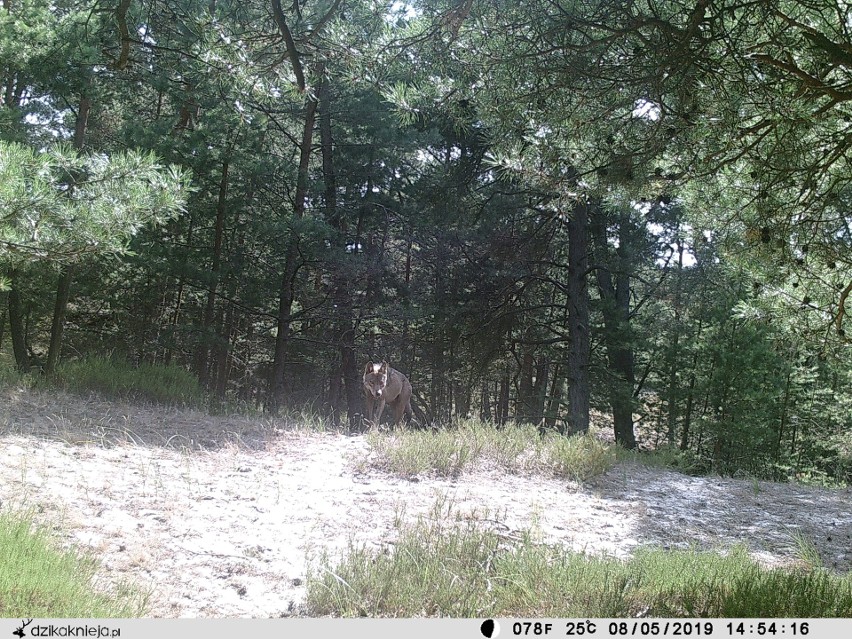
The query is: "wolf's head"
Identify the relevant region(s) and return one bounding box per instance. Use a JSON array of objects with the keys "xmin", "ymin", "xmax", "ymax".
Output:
[{"xmin": 363, "ymin": 361, "xmax": 389, "ymax": 398}]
